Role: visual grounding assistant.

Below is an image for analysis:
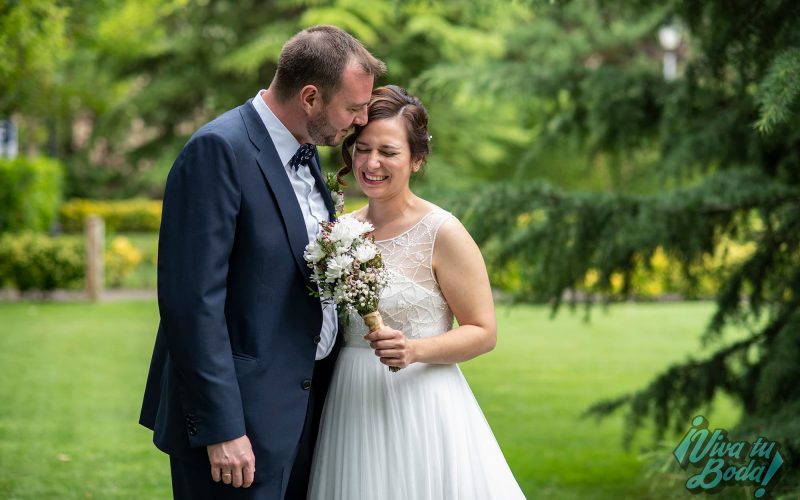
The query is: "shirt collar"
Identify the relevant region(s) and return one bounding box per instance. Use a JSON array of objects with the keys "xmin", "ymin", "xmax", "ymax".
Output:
[{"xmin": 251, "ymin": 90, "xmax": 302, "ymax": 169}]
